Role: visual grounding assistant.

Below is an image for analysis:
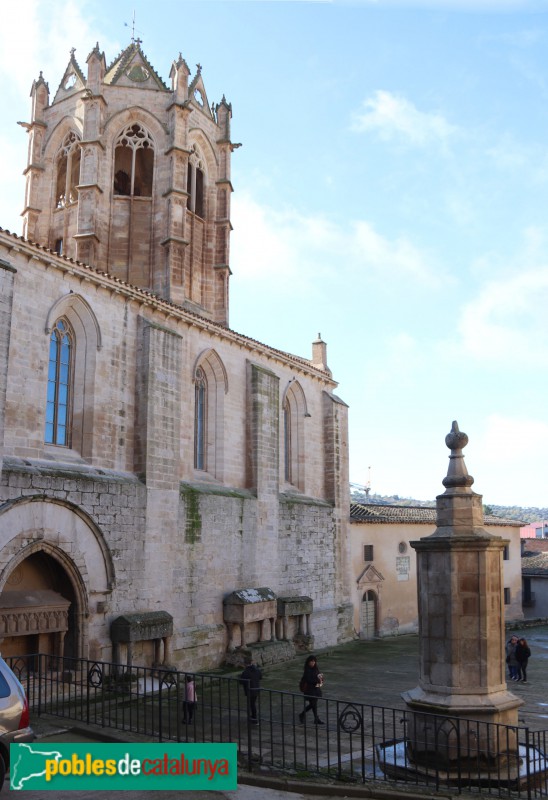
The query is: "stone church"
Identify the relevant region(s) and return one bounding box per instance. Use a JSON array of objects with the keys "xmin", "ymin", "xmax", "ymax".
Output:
[{"xmin": 0, "ymin": 40, "xmax": 353, "ymax": 669}]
